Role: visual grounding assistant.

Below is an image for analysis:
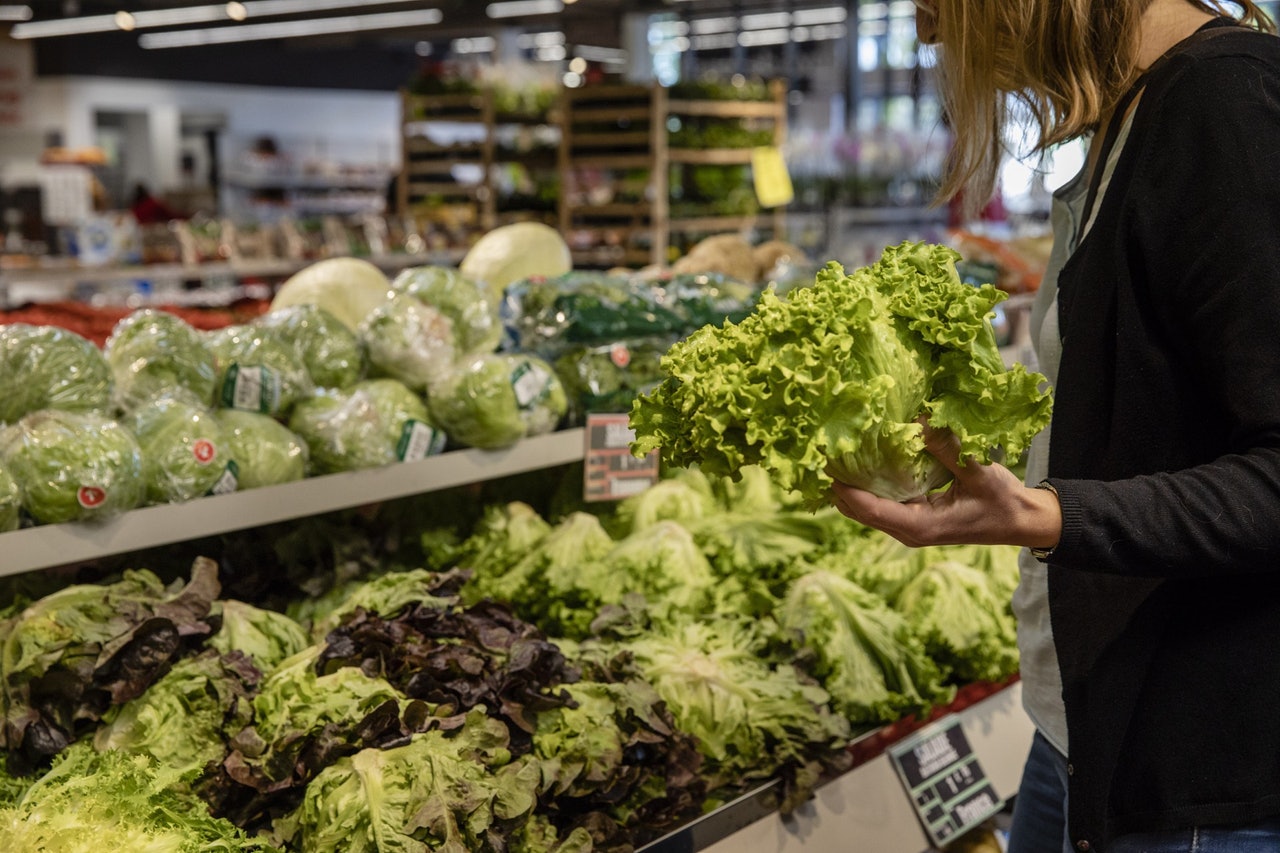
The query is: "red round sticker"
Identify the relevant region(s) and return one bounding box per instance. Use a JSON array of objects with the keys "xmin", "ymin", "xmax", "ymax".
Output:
[
  {"xmin": 77, "ymin": 486, "xmax": 107, "ymax": 509},
  {"xmin": 192, "ymin": 439, "xmax": 217, "ymax": 465},
  {"xmin": 610, "ymin": 343, "xmax": 632, "ymax": 369}
]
